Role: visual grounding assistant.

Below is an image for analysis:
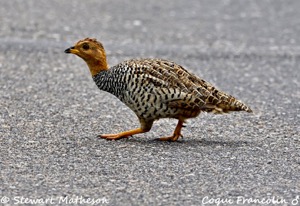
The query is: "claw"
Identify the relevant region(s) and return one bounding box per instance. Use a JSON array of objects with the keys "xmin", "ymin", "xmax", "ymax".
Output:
[
  {"xmin": 155, "ymin": 118, "xmax": 185, "ymax": 141},
  {"xmin": 156, "ymin": 133, "xmax": 182, "ymax": 141},
  {"xmin": 99, "ymin": 133, "xmax": 129, "ymax": 140},
  {"xmin": 98, "ymin": 128, "xmax": 146, "ymax": 141}
]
